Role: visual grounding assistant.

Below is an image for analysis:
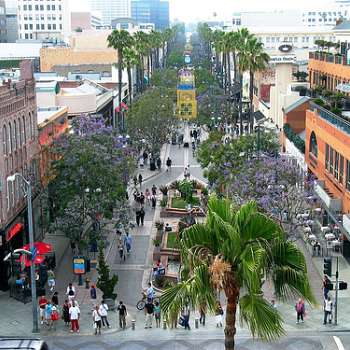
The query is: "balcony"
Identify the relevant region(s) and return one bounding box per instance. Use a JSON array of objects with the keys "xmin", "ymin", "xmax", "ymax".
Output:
[
  {"xmin": 314, "ymin": 180, "xmax": 342, "ymax": 212},
  {"xmin": 309, "ymin": 51, "xmax": 346, "ymax": 65},
  {"xmin": 343, "ymin": 214, "xmax": 350, "ymax": 235},
  {"xmin": 310, "ymin": 101, "xmax": 350, "ymax": 136}
]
